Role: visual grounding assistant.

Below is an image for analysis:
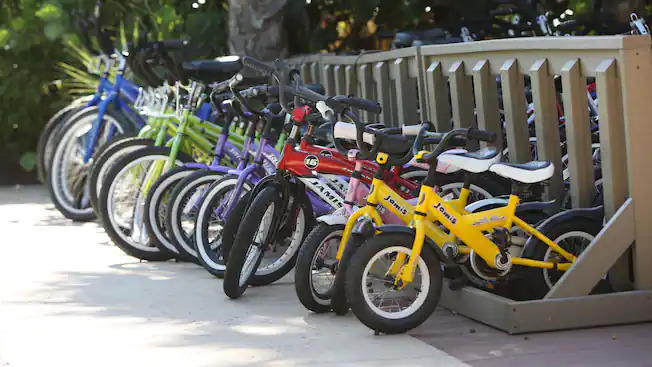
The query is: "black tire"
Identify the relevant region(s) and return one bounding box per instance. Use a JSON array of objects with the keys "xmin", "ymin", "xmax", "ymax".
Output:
[
  {"xmin": 516, "ymin": 217, "xmax": 604, "ymax": 300},
  {"xmin": 200, "ymin": 187, "xmax": 252, "ymax": 277},
  {"xmin": 223, "ymin": 187, "xmax": 282, "ymax": 299},
  {"xmin": 294, "ymin": 223, "xmax": 345, "ymax": 313},
  {"xmin": 438, "ymin": 172, "xmax": 510, "ymax": 201},
  {"xmin": 98, "ymin": 146, "xmax": 191, "ymax": 261},
  {"xmin": 36, "ymin": 103, "xmax": 86, "ymax": 183},
  {"xmin": 47, "ymin": 107, "xmax": 134, "ymax": 221},
  {"xmin": 330, "ymin": 235, "xmax": 360, "ymax": 315},
  {"xmin": 88, "ymin": 135, "xmax": 152, "ymax": 217},
  {"xmin": 143, "ymin": 166, "xmax": 199, "ymax": 260},
  {"xmin": 345, "ymin": 233, "xmax": 443, "ymax": 334},
  {"xmin": 223, "ymin": 187, "xmax": 313, "ymax": 298},
  {"xmin": 166, "ymin": 169, "xmax": 226, "ymax": 262}
]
